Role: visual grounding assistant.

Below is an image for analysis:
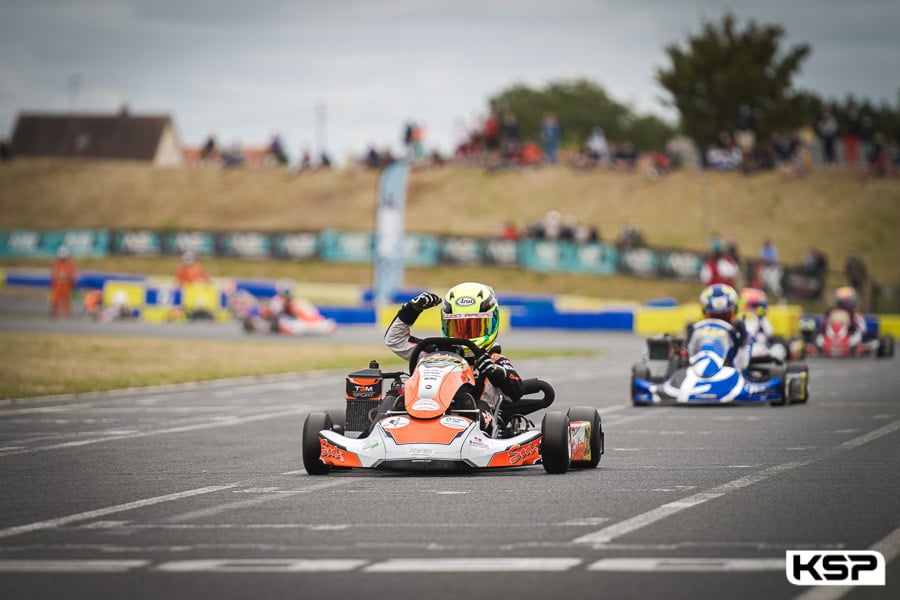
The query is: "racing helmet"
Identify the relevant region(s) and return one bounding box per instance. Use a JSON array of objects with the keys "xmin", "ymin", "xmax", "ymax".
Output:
[
  {"xmin": 834, "ymin": 286, "xmax": 857, "ymax": 312},
  {"xmin": 739, "ymin": 287, "xmax": 768, "ymax": 317},
  {"xmin": 275, "ymin": 278, "xmax": 295, "ymax": 298},
  {"xmin": 441, "ymin": 282, "xmax": 500, "ymax": 353},
  {"xmin": 699, "ymin": 283, "xmax": 738, "ymax": 321}
]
